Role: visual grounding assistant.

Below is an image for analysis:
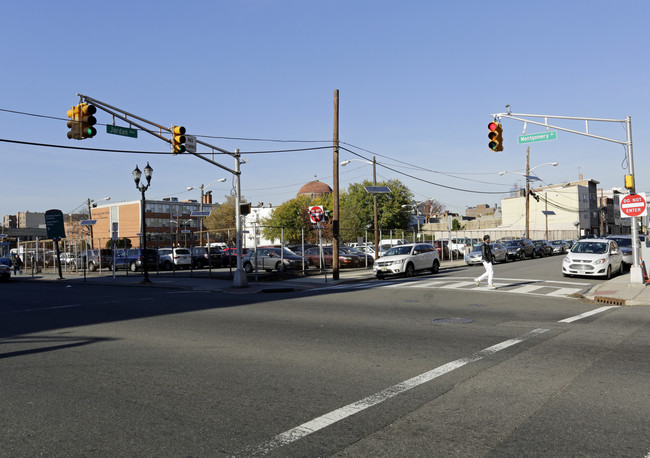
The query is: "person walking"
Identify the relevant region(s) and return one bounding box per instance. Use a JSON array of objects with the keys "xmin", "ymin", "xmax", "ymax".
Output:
[
  {"xmin": 12, "ymin": 254, "xmax": 23, "ymax": 276},
  {"xmin": 474, "ymin": 235, "xmax": 496, "ymax": 289}
]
